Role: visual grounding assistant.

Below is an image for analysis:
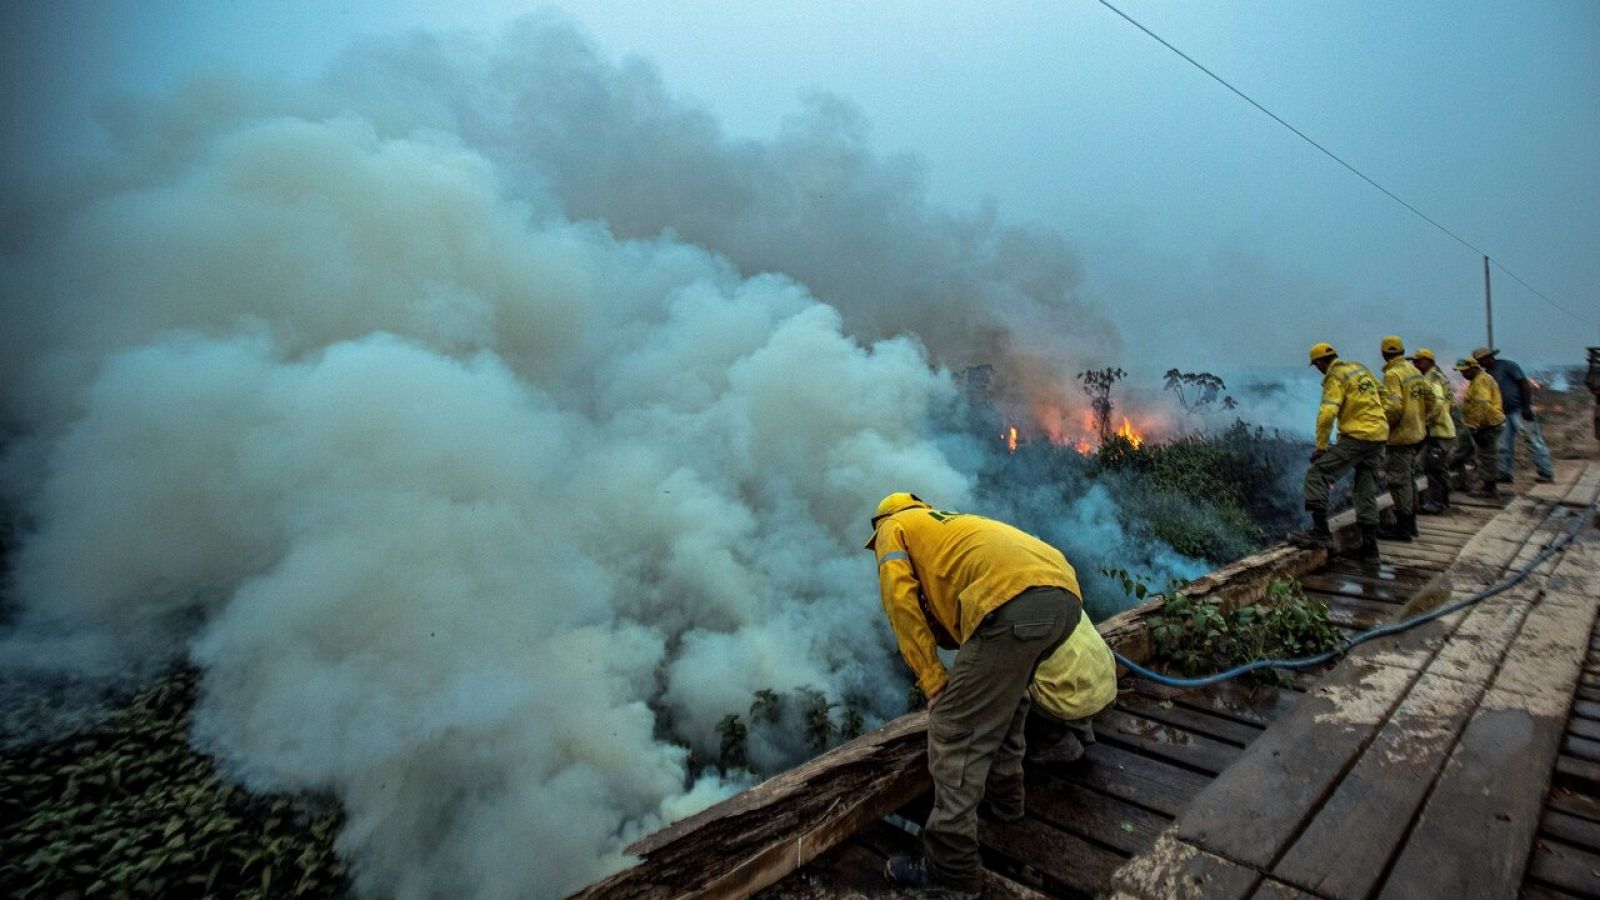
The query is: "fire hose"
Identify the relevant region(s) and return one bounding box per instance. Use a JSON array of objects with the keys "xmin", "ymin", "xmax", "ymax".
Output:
[{"xmin": 1112, "ymin": 494, "xmax": 1600, "ymax": 689}]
